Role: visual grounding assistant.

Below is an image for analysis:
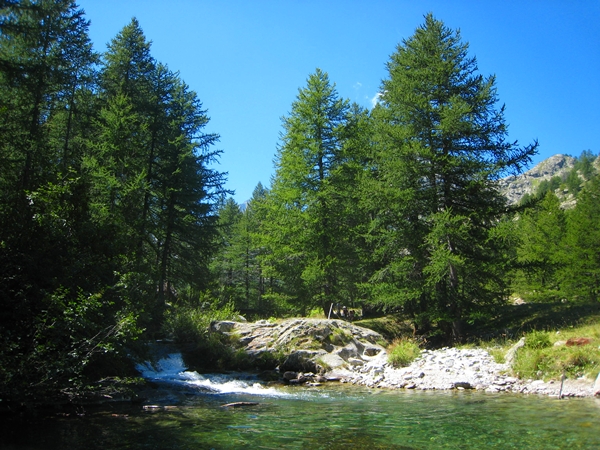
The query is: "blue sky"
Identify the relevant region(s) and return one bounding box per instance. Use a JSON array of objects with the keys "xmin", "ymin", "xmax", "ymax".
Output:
[{"xmin": 77, "ymin": 0, "xmax": 599, "ymax": 203}]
